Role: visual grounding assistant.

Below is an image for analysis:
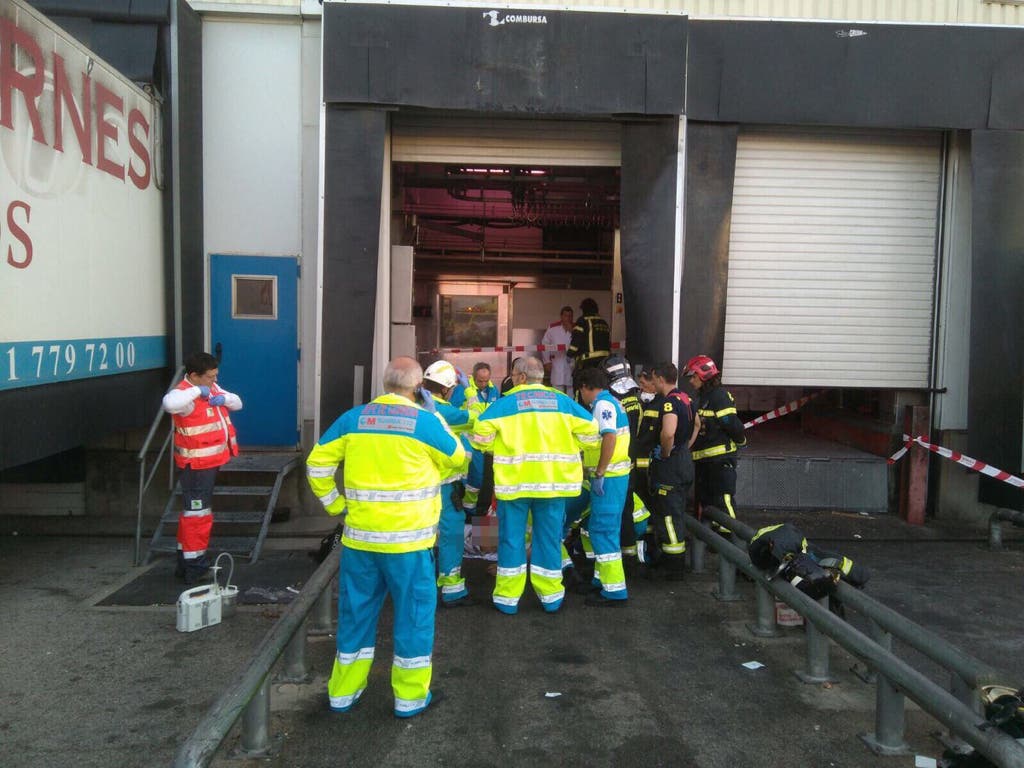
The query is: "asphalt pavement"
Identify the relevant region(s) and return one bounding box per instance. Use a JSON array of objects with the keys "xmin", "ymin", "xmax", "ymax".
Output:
[{"xmin": 1, "ymin": 508, "xmax": 1022, "ymax": 768}]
